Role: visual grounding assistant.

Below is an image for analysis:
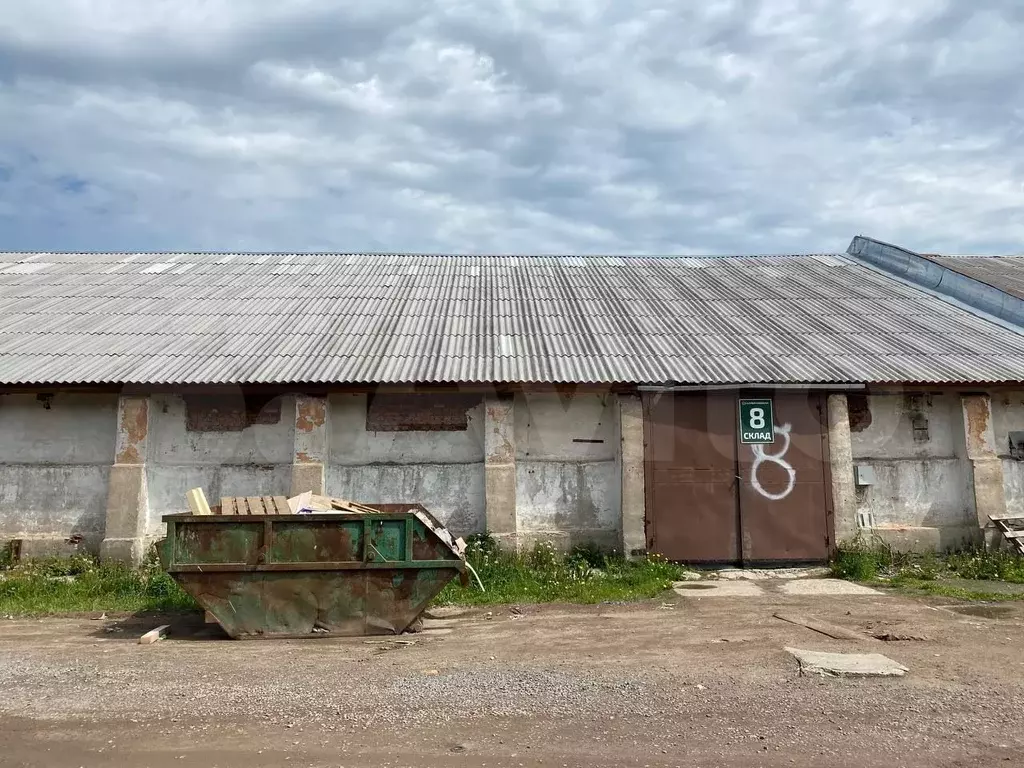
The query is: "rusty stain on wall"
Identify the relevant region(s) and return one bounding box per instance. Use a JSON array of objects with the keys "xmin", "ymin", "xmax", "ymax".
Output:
[
  {"xmin": 963, "ymin": 395, "xmax": 992, "ymax": 455},
  {"xmin": 296, "ymin": 397, "xmax": 327, "ymax": 433},
  {"xmin": 116, "ymin": 397, "xmax": 148, "ymax": 464},
  {"xmin": 486, "ymin": 402, "xmax": 514, "ymax": 463}
]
